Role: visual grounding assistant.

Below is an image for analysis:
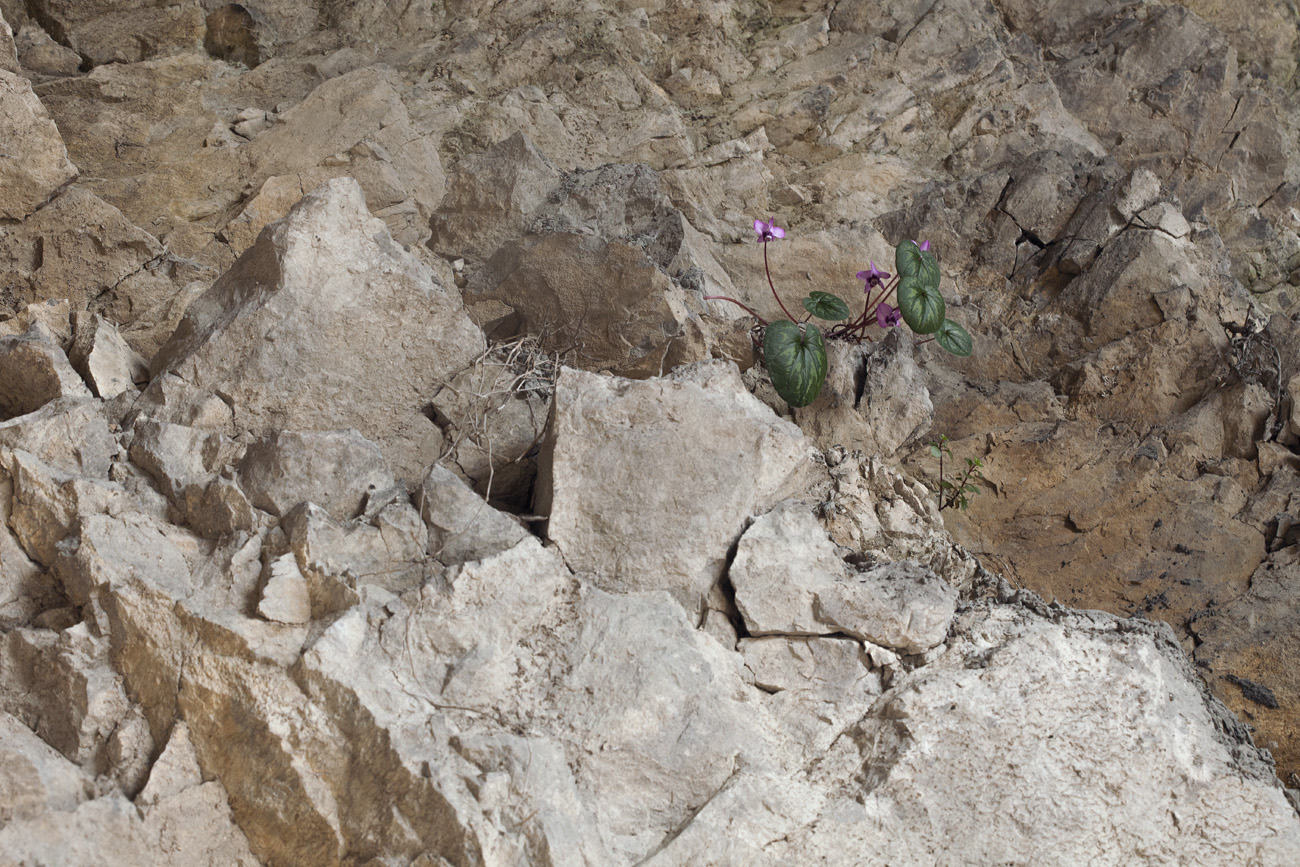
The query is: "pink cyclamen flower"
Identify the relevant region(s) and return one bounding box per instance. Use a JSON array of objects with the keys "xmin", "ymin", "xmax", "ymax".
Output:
[
  {"xmin": 876, "ymin": 303, "xmax": 902, "ymax": 329},
  {"xmin": 915, "ymin": 239, "xmax": 931, "ymax": 252},
  {"xmin": 753, "ymin": 219, "xmax": 786, "ymax": 242},
  {"xmin": 857, "ymin": 261, "xmax": 891, "ymax": 292}
]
